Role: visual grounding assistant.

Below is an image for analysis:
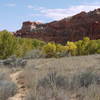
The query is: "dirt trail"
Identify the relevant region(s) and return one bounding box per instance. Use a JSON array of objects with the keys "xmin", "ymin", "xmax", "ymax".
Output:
[{"xmin": 8, "ymin": 71, "xmax": 27, "ymax": 100}]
